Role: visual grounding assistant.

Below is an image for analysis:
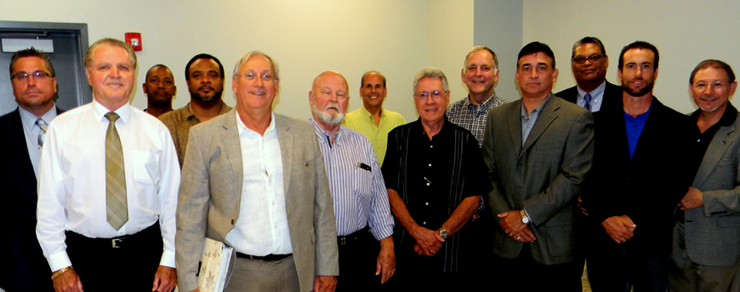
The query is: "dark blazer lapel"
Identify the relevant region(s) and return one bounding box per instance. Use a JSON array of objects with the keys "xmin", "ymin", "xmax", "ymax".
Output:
[
  {"xmin": 506, "ymin": 100, "xmax": 523, "ymax": 157},
  {"xmin": 521, "ymin": 97, "xmax": 559, "ymax": 155},
  {"xmin": 9, "ymin": 109, "xmax": 37, "ymax": 189},
  {"xmin": 694, "ymin": 121, "xmax": 736, "ymax": 186},
  {"xmin": 276, "ymin": 115, "xmax": 294, "ymax": 198},
  {"xmin": 219, "ymin": 112, "xmax": 244, "ymax": 198}
]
